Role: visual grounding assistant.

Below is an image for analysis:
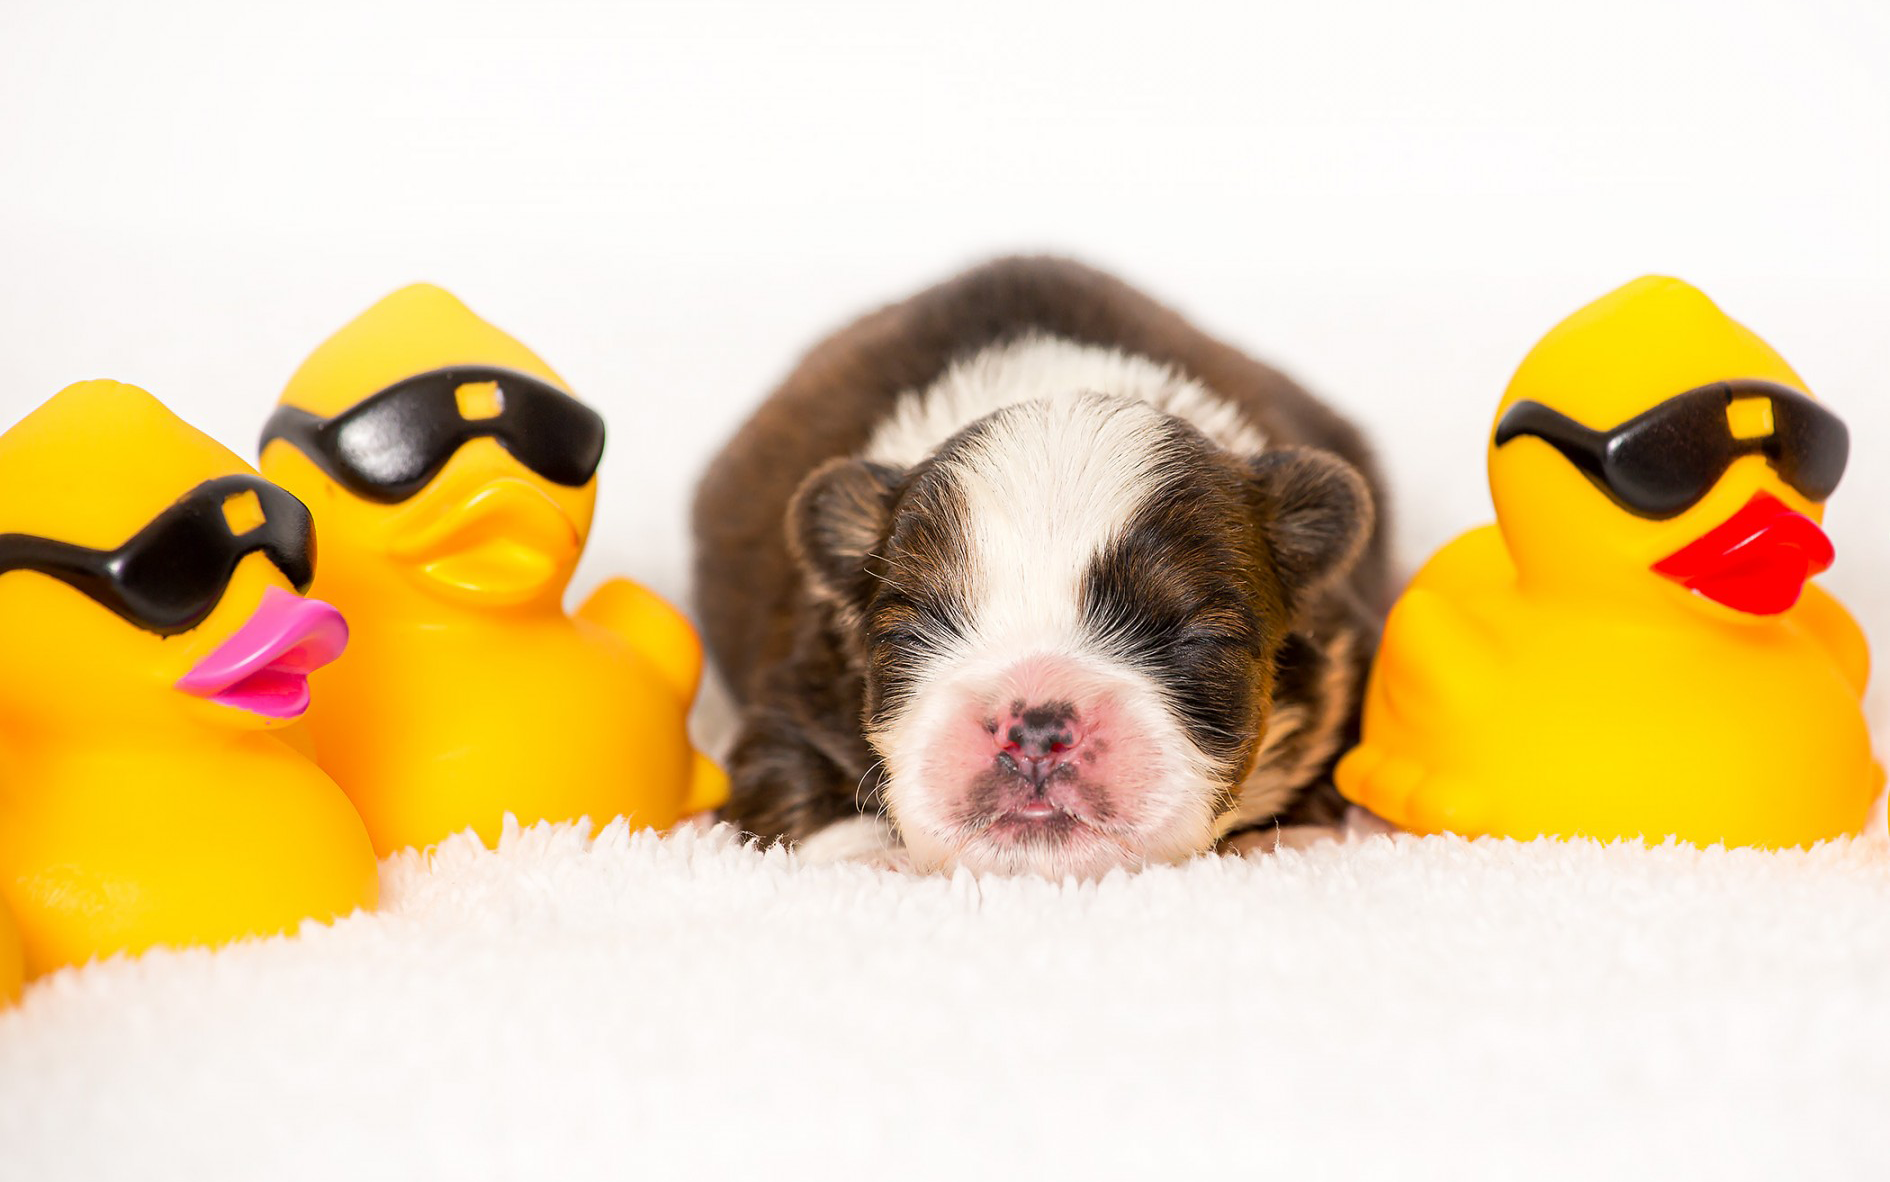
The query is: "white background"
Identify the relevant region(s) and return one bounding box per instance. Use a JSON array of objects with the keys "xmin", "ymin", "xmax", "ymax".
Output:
[{"xmin": 1, "ymin": 0, "xmax": 1885, "ymax": 732}]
